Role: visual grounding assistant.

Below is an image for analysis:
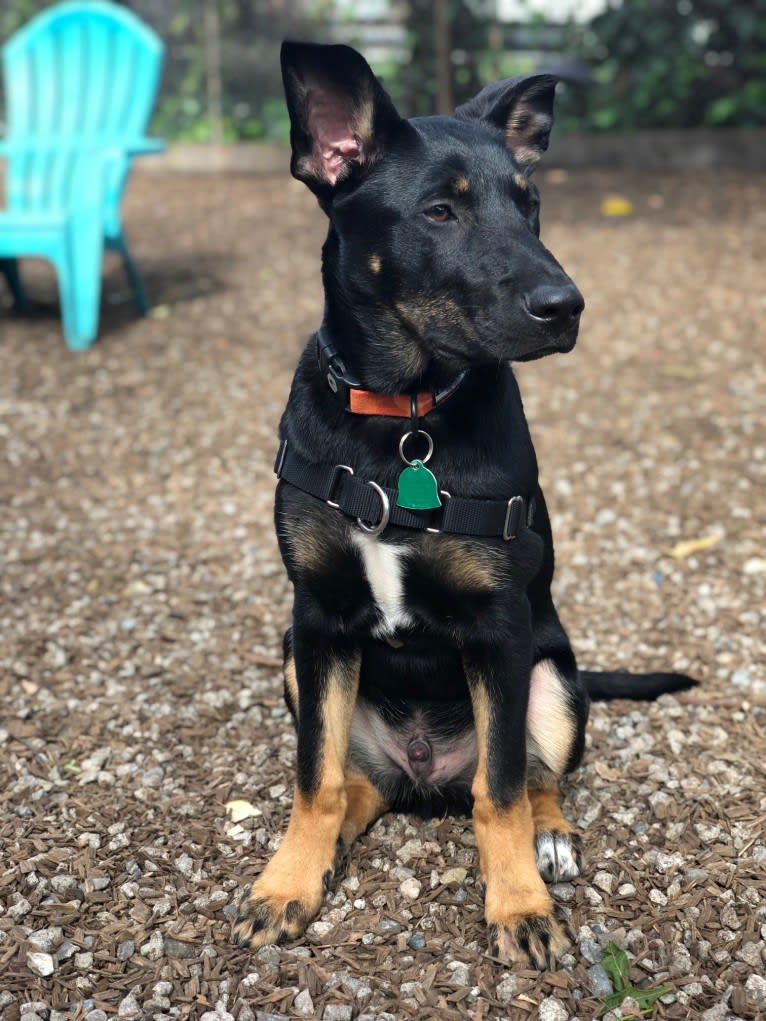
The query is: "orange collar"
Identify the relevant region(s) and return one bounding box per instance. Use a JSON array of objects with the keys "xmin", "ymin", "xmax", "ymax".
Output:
[{"xmin": 348, "ymin": 389, "xmax": 435, "ymax": 417}]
